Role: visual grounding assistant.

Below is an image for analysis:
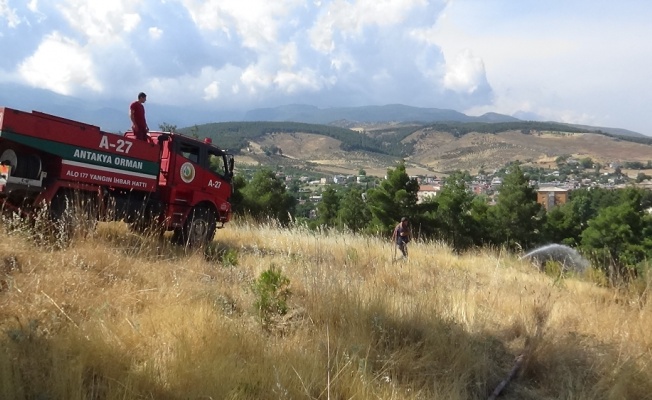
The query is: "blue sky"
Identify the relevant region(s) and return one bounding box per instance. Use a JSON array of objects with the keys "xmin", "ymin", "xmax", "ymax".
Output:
[{"xmin": 1, "ymin": 0, "xmax": 651, "ymax": 135}]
